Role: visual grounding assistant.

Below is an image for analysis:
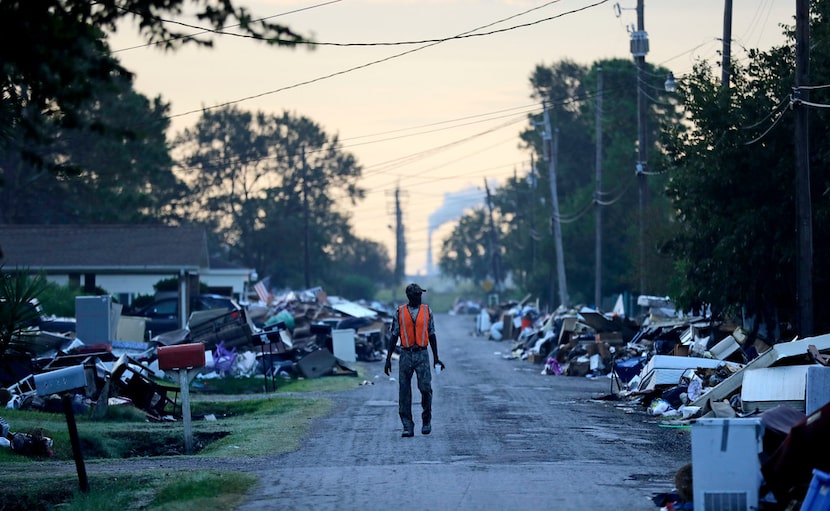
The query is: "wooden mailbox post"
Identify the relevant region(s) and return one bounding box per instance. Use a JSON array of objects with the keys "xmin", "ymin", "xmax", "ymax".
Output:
[
  {"xmin": 157, "ymin": 343, "xmax": 206, "ymax": 454},
  {"xmin": 34, "ymin": 365, "xmax": 94, "ymax": 492}
]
